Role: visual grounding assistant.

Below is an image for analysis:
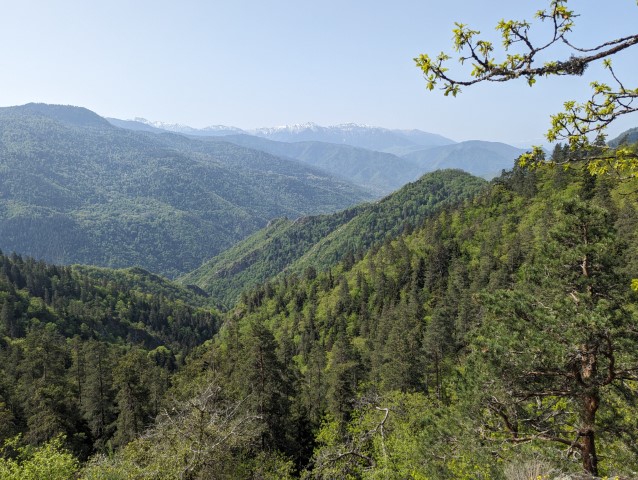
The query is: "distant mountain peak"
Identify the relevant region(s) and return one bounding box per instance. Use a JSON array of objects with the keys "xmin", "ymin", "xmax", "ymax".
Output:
[
  {"xmin": 129, "ymin": 118, "xmax": 245, "ymax": 136},
  {"xmin": 250, "ymin": 122, "xmax": 456, "ymax": 152},
  {"xmin": 332, "ymin": 123, "xmax": 376, "ymax": 131},
  {"xmin": 107, "ymin": 116, "xmax": 456, "ymax": 151},
  {"xmin": 328, "ymin": 123, "xmax": 387, "ymax": 130},
  {"xmin": 201, "ymin": 125, "xmax": 245, "ymax": 133},
  {"xmin": 133, "ymin": 118, "xmax": 197, "ymax": 132},
  {"xmin": 254, "ymin": 123, "xmax": 382, "ymax": 134},
  {"xmin": 253, "ymin": 122, "xmax": 322, "ymax": 135}
]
